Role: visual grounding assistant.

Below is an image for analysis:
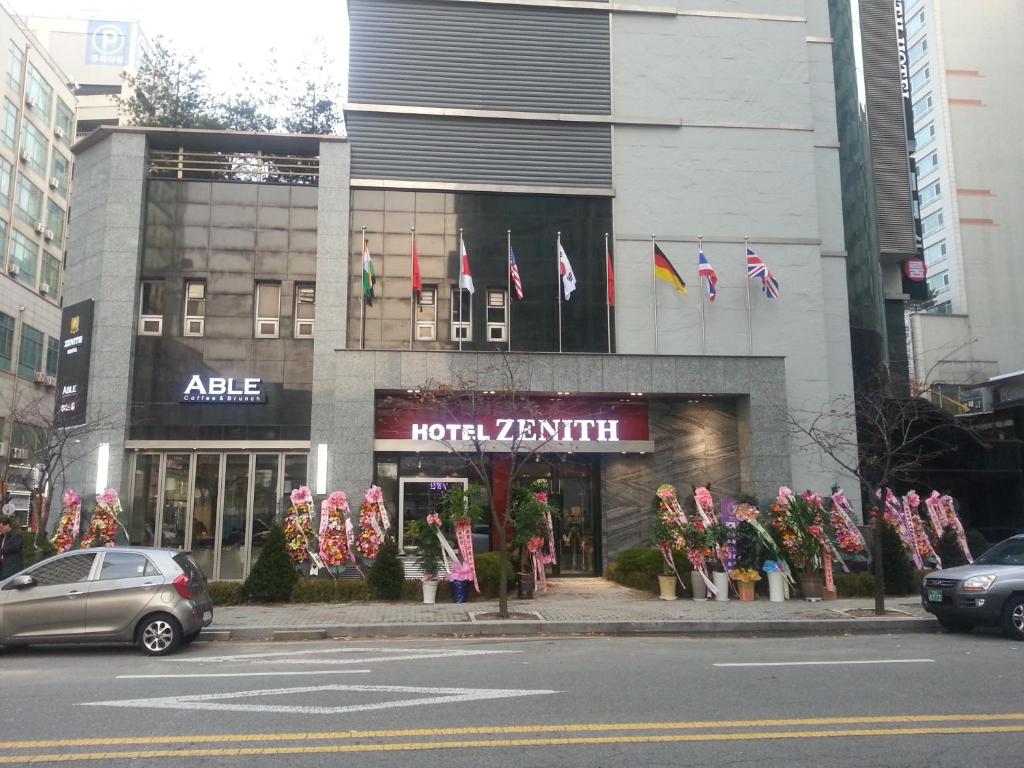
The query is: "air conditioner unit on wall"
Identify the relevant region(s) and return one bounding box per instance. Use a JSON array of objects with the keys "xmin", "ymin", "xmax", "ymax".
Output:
[
  {"xmin": 39, "ymin": 282, "xmax": 50, "ymax": 294},
  {"xmin": 54, "ymin": 126, "xmax": 64, "ymax": 139},
  {"xmin": 43, "ymin": 230, "xmax": 54, "ymax": 241},
  {"xmin": 7, "ymin": 263, "xmax": 19, "ymax": 275},
  {"xmin": 20, "ymin": 149, "xmax": 30, "ymax": 163},
  {"xmin": 34, "ymin": 222, "xmax": 45, "ymax": 234},
  {"xmin": 33, "ymin": 371, "xmax": 48, "ymax": 384},
  {"xmin": 48, "ymin": 177, "xmax": 59, "ymax": 189},
  {"xmin": 11, "ymin": 447, "xmax": 30, "ymax": 460}
]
